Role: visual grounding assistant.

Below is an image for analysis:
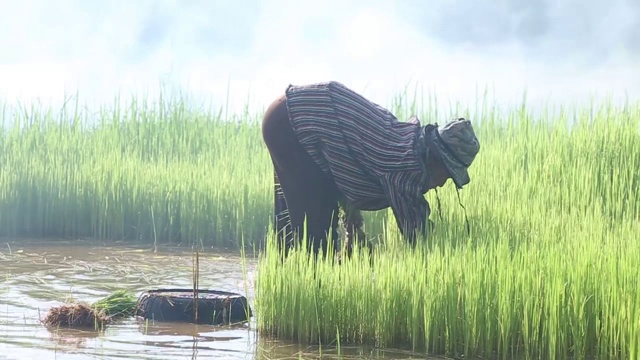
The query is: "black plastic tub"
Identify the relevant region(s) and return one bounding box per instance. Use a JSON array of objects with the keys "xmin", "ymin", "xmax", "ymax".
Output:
[{"xmin": 135, "ymin": 288, "xmax": 252, "ymax": 325}]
